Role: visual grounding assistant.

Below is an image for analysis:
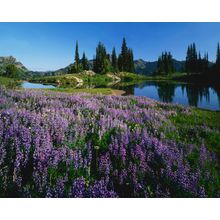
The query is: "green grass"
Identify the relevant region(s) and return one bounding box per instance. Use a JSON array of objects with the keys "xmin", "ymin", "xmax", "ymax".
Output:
[
  {"xmin": 47, "ymin": 87, "xmax": 115, "ymax": 95},
  {"xmin": 30, "ymin": 74, "xmax": 78, "ymax": 86},
  {"xmin": 164, "ymin": 107, "xmax": 220, "ymax": 157},
  {"xmin": 116, "ymin": 72, "xmax": 147, "ymax": 81},
  {"xmin": 144, "ymin": 72, "xmax": 187, "ymax": 81},
  {"xmin": 0, "ymin": 76, "xmax": 20, "ymax": 88}
]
